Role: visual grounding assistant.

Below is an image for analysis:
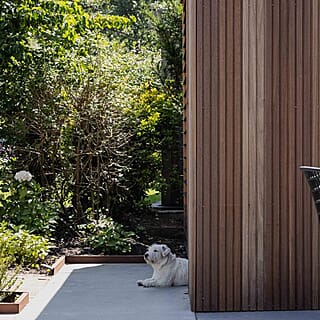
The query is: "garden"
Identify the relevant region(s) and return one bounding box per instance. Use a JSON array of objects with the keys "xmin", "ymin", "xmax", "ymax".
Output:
[{"xmin": 0, "ymin": 0, "xmax": 183, "ymax": 303}]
